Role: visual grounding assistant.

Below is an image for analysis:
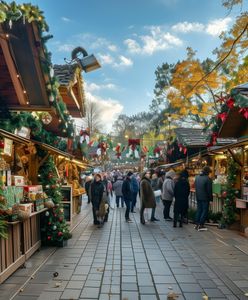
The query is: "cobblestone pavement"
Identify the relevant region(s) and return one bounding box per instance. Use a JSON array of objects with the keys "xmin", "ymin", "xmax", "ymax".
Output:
[{"xmin": 1, "ymin": 197, "xmax": 248, "ymax": 300}]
